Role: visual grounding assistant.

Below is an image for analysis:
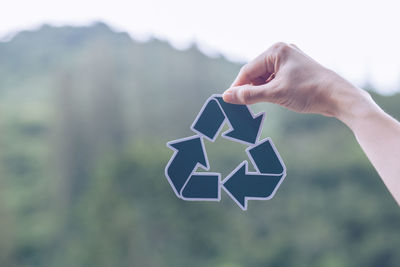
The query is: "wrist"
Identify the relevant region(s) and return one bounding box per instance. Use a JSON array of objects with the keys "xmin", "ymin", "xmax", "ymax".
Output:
[{"xmin": 335, "ymin": 86, "xmax": 382, "ymax": 129}]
